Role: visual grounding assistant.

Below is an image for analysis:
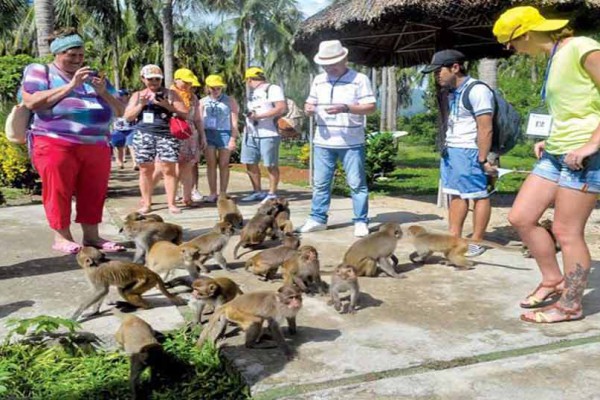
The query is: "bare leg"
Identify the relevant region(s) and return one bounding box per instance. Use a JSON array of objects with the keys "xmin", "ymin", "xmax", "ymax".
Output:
[
  {"xmin": 218, "ymin": 148, "xmax": 231, "ymax": 194},
  {"xmin": 138, "ymin": 162, "xmax": 155, "ymax": 211},
  {"xmin": 178, "ymin": 161, "xmax": 194, "ymax": 204},
  {"xmin": 160, "ymin": 162, "xmax": 180, "ymax": 213},
  {"xmin": 245, "ymin": 163, "xmax": 262, "ymax": 192},
  {"xmin": 471, "ymin": 198, "xmax": 491, "ymax": 241},
  {"xmin": 508, "ymin": 174, "xmax": 562, "ymax": 305},
  {"xmin": 266, "ymin": 165, "xmax": 279, "ymax": 194},
  {"xmin": 116, "ymin": 147, "xmax": 125, "ymax": 168},
  {"xmin": 448, "ymin": 196, "xmax": 468, "ymax": 237},
  {"xmin": 127, "ymin": 146, "xmax": 137, "ymax": 168},
  {"xmin": 152, "ymin": 161, "xmax": 162, "ymax": 189},
  {"xmin": 204, "ymin": 146, "xmax": 218, "ymax": 197}
]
